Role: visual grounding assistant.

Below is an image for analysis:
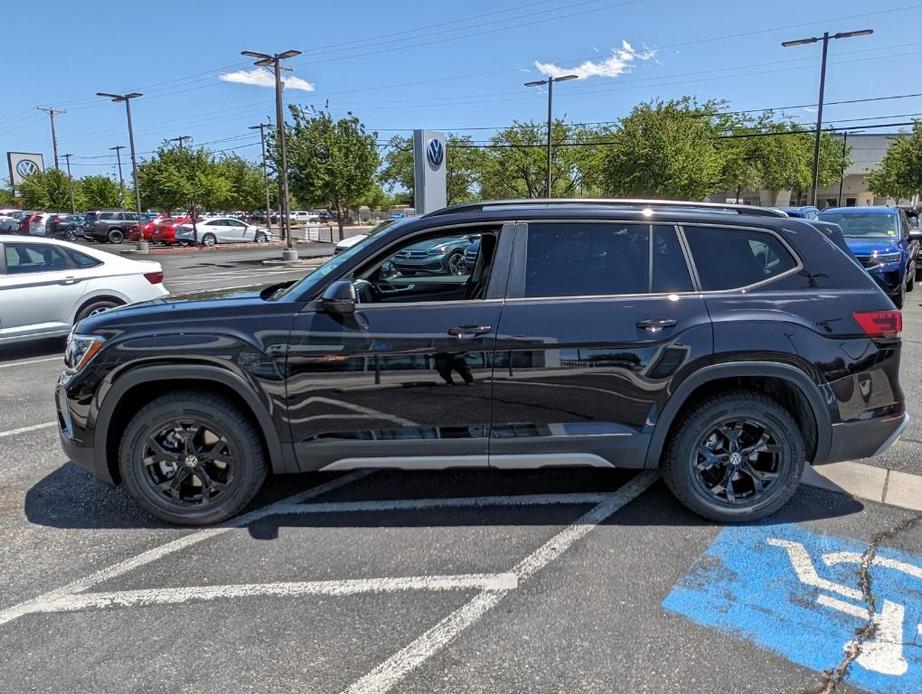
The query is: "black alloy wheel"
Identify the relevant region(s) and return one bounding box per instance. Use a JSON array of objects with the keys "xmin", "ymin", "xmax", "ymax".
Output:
[{"xmin": 692, "ymin": 418, "xmax": 782, "ymax": 505}]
